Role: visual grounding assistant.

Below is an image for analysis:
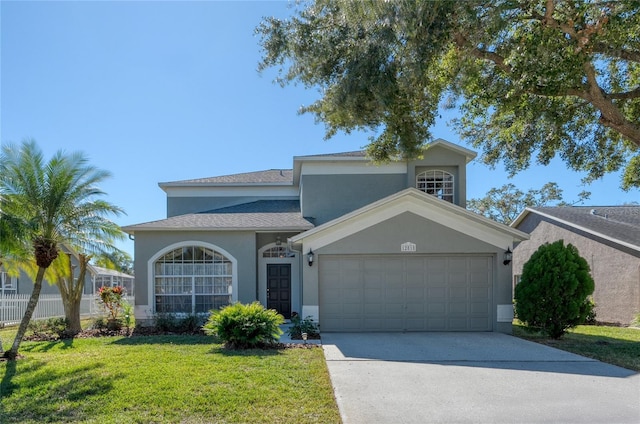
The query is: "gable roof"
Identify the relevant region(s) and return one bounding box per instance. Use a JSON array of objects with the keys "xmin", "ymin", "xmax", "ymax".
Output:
[
  {"xmin": 122, "ymin": 200, "xmax": 314, "ymax": 233},
  {"xmin": 290, "ymin": 188, "xmax": 528, "ymax": 250},
  {"xmin": 511, "ymin": 206, "xmax": 640, "ymax": 252},
  {"xmin": 157, "ymin": 138, "xmax": 477, "ymax": 190}
]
